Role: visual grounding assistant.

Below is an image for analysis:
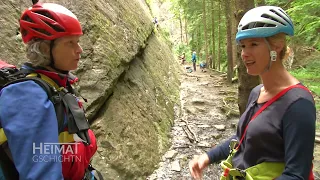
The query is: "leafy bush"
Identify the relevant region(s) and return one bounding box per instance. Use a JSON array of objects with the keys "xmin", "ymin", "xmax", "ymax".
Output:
[{"xmin": 287, "ymin": 1, "xmax": 320, "ymax": 50}]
